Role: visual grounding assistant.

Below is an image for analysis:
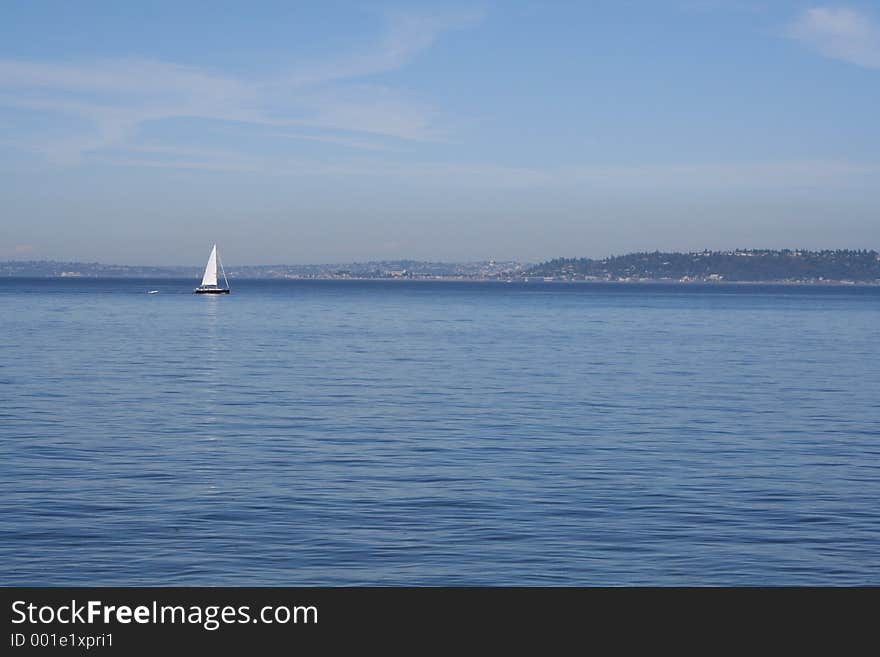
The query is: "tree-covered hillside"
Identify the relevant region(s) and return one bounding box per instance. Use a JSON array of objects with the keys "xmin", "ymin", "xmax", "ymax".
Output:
[{"xmin": 526, "ymin": 250, "xmax": 880, "ymax": 282}]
